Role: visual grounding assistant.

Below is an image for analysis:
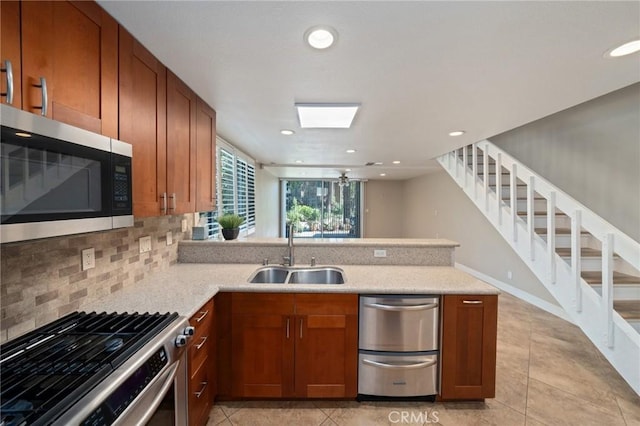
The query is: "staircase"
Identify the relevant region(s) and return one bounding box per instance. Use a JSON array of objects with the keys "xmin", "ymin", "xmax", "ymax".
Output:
[{"xmin": 438, "ymin": 140, "xmax": 640, "ymax": 395}]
